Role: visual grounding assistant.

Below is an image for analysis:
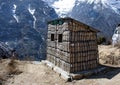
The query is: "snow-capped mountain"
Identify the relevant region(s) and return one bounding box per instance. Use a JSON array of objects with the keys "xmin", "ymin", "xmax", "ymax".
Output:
[
  {"xmin": 71, "ymin": 0, "xmax": 120, "ymax": 39},
  {"xmin": 42, "ymin": 0, "xmax": 76, "ymax": 17},
  {"xmin": 45, "ymin": 0, "xmax": 120, "ymax": 17},
  {"xmin": 52, "ymin": 0, "xmax": 76, "ymax": 17},
  {"xmin": 0, "ymin": 0, "xmax": 58, "ymax": 60},
  {"xmin": 44, "ymin": 0, "xmax": 120, "ymax": 39},
  {"xmin": 77, "ymin": 0, "xmax": 120, "ymax": 15}
]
